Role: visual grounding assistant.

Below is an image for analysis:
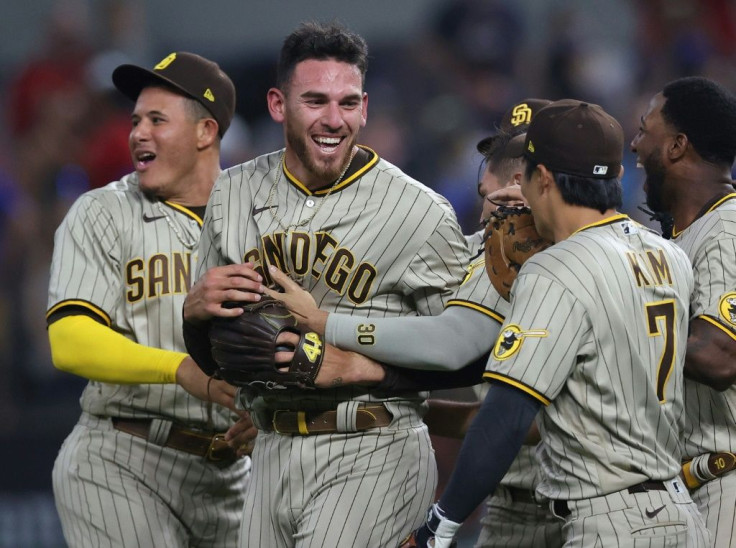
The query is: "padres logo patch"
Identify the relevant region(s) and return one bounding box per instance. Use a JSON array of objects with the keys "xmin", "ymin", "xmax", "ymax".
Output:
[
  {"xmin": 718, "ymin": 291, "xmax": 736, "ymax": 328},
  {"xmin": 493, "ymin": 324, "xmax": 548, "ymax": 360}
]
